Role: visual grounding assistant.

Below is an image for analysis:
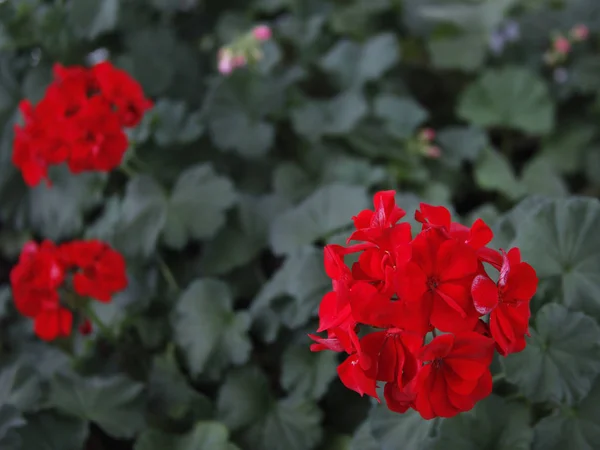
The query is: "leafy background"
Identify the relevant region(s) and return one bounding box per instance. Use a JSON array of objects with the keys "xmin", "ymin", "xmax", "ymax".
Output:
[{"xmin": 1, "ymin": 0, "xmax": 600, "ymax": 449}]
